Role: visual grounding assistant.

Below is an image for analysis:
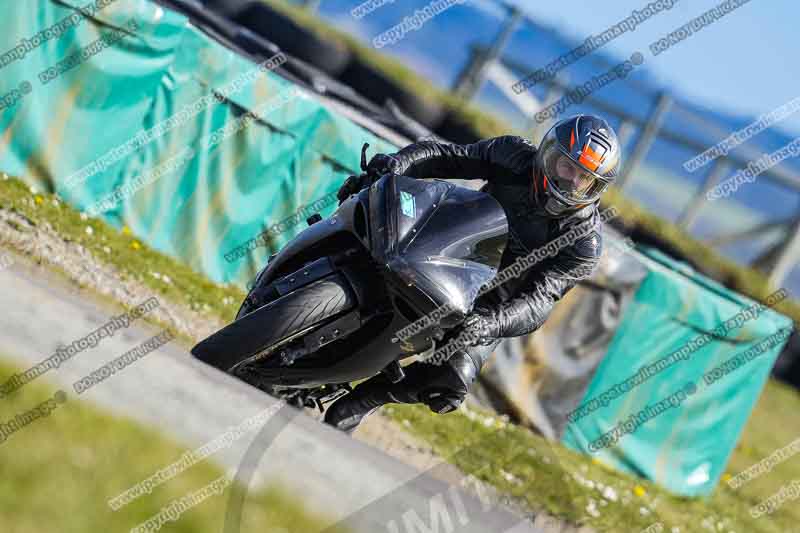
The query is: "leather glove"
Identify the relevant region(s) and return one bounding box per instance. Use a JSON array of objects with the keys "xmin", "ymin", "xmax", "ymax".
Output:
[
  {"xmin": 365, "ymin": 153, "xmax": 401, "ymax": 178},
  {"xmin": 460, "ymin": 307, "xmax": 500, "ymax": 347},
  {"xmin": 336, "ymin": 173, "xmax": 371, "ymax": 204},
  {"xmin": 337, "ymin": 153, "xmax": 402, "ymax": 204}
]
